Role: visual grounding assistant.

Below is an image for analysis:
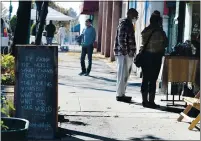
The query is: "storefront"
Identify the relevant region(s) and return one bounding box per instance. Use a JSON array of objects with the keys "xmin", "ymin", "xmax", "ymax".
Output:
[
  {"xmin": 183, "ymin": 1, "xmax": 200, "ymax": 42},
  {"xmin": 161, "ymin": 1, "xmax": 200, "ymax": 106},
  {"xmin": 79, "ymin": 1, "xmax": 99, "ymax": 48}
]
